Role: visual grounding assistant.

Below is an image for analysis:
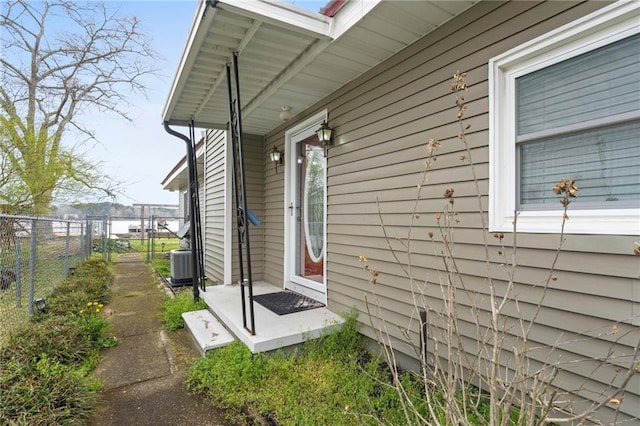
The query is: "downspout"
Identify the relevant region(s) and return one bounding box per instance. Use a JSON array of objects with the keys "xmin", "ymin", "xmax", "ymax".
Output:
[{"xmin": 163, "ymin": 121, "xmax": 200, "ymax": 302}]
